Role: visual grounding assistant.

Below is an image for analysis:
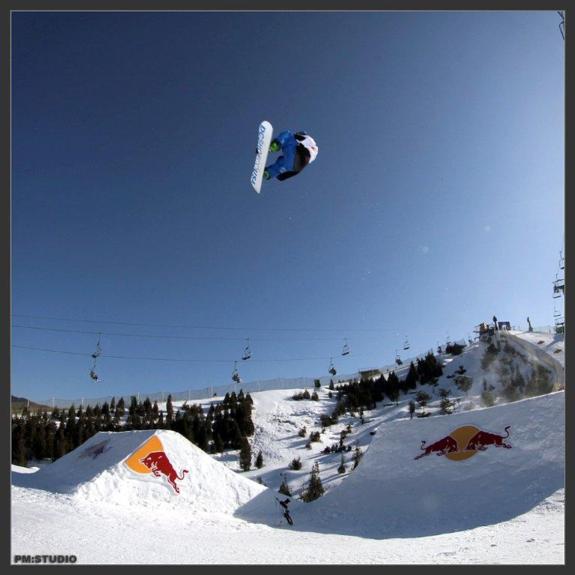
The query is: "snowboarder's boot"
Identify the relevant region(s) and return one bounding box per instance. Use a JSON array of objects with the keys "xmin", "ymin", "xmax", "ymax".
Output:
[
  {"xmin": 263, "ymin": 170, "xmax": 271, "ymax": 180},
  {"xmin": 269, "ymin": 140, "xmax": 281, "ymax": 153}
]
